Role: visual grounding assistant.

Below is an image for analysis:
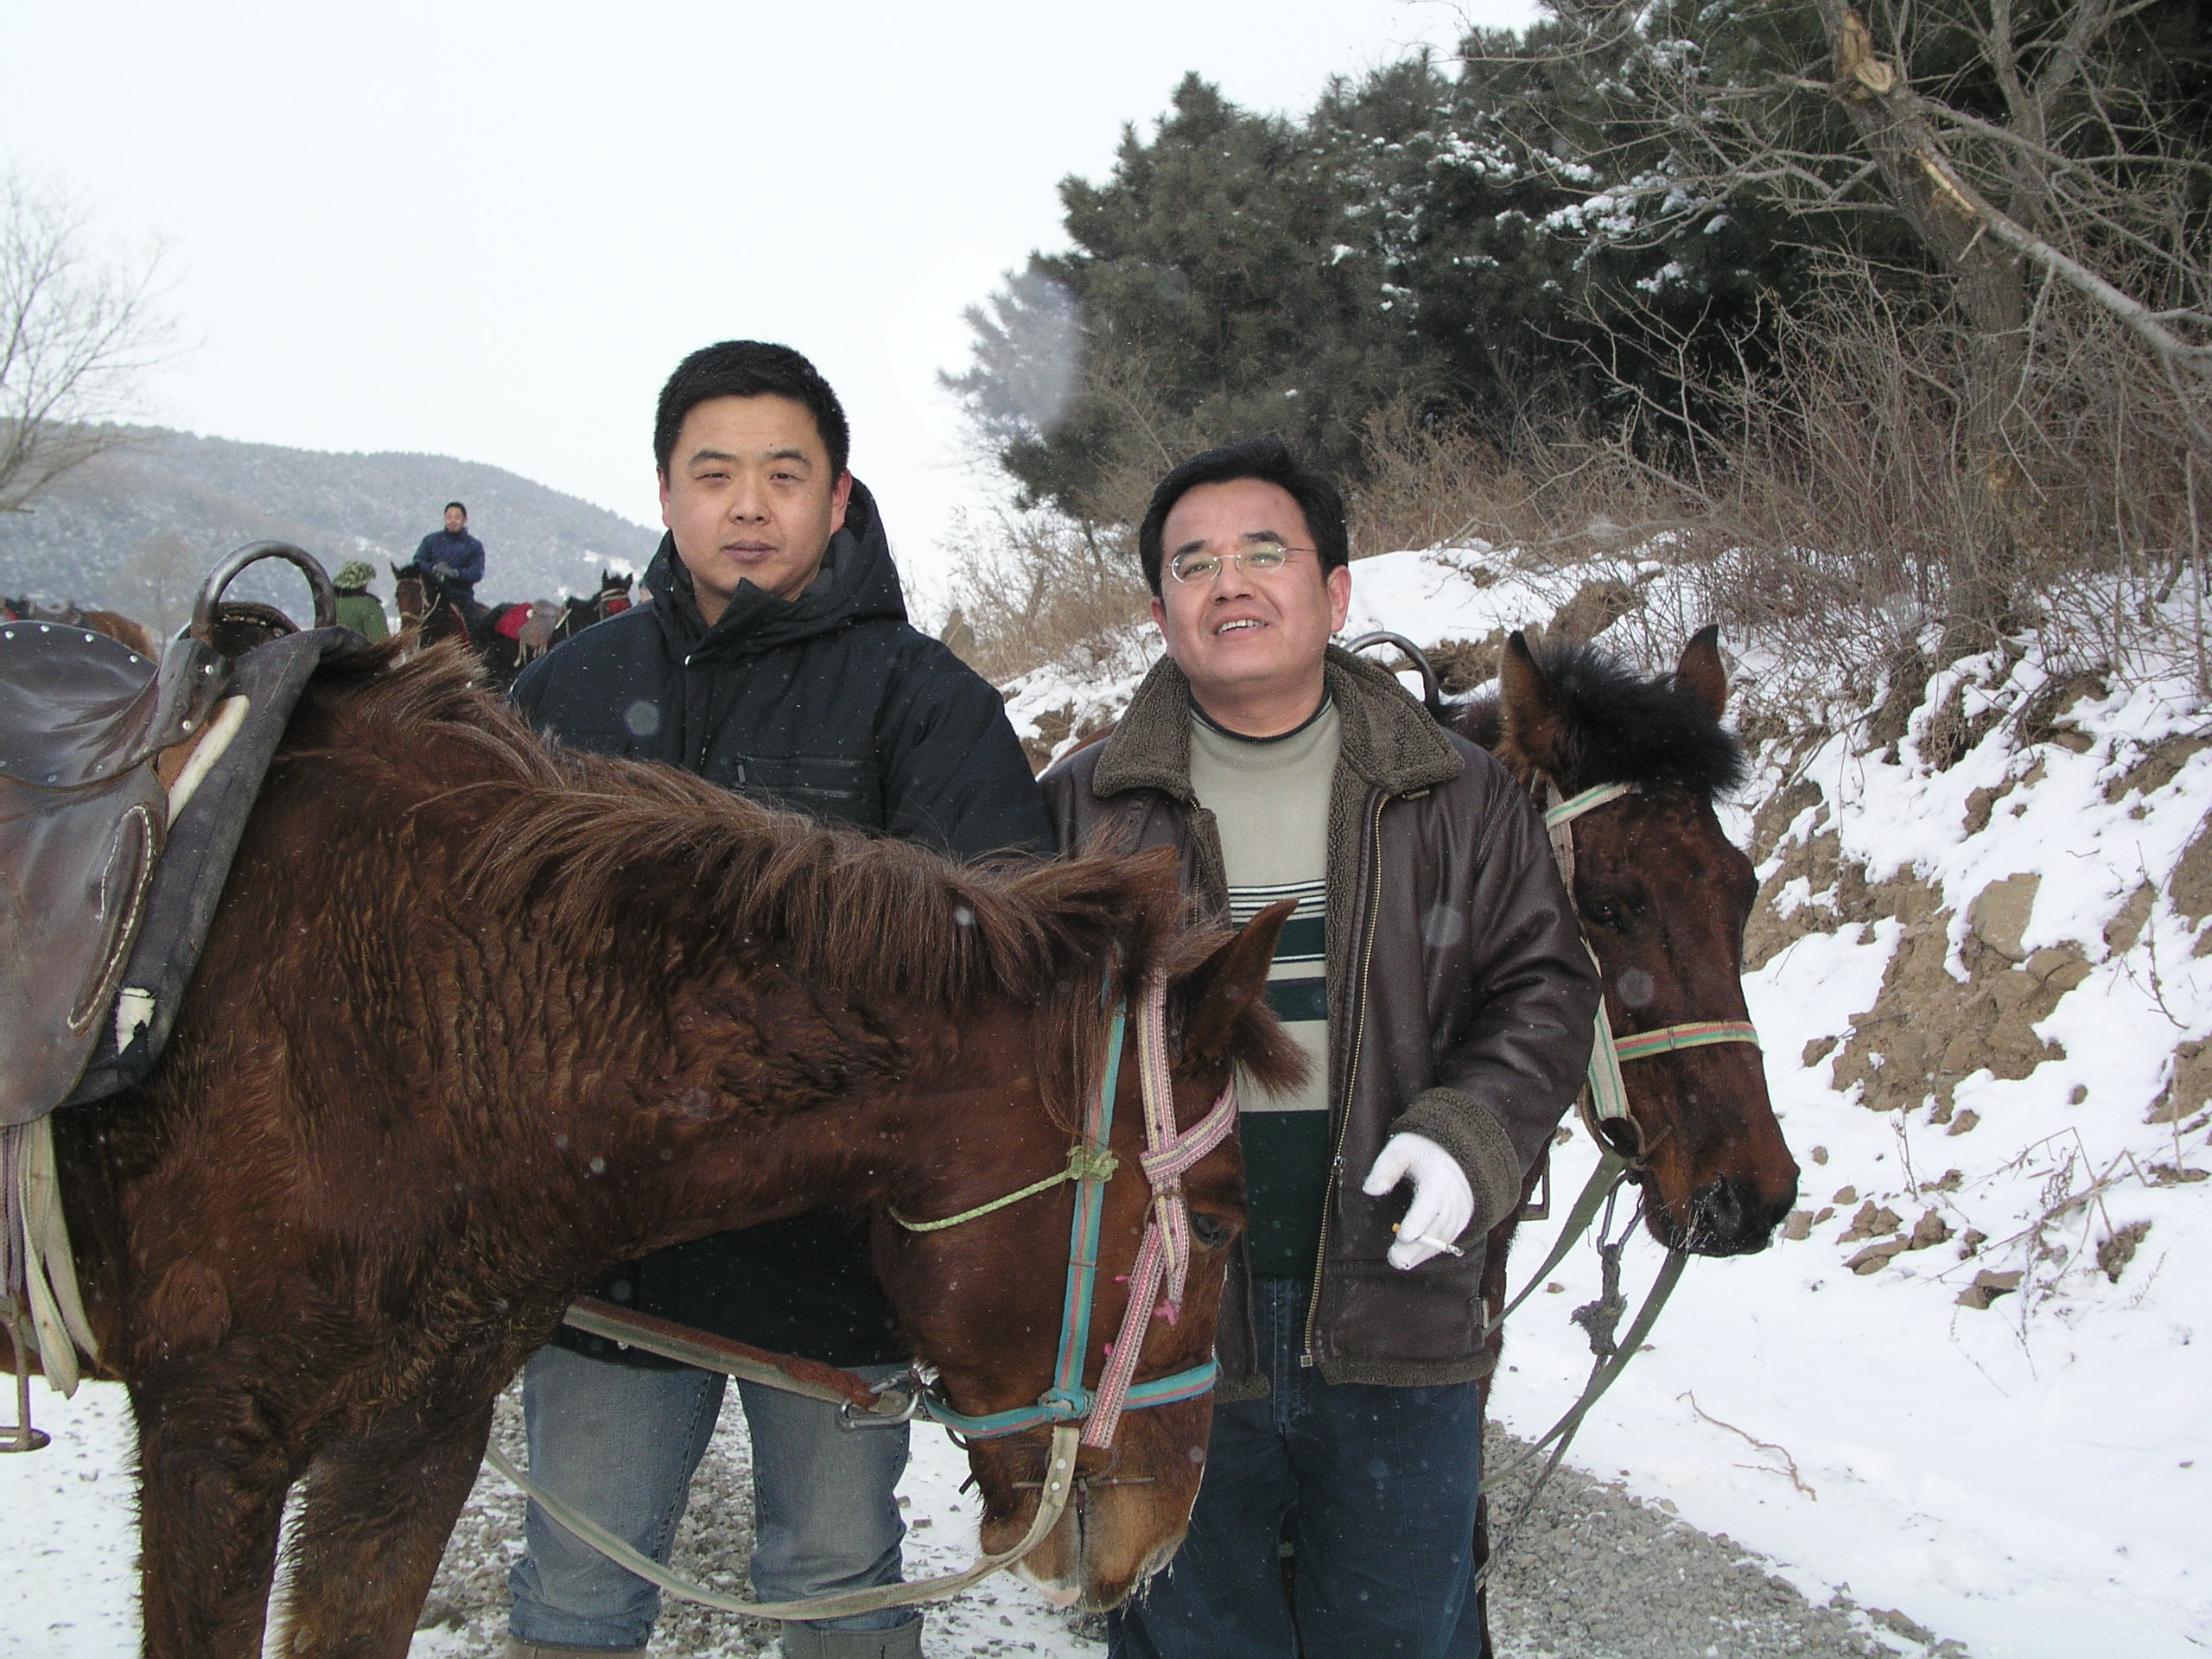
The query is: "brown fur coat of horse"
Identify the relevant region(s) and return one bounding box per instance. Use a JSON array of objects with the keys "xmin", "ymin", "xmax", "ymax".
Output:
[{"xmin": 30, "ymin": 639, "xmax": 1298, "ymax": 1658}]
